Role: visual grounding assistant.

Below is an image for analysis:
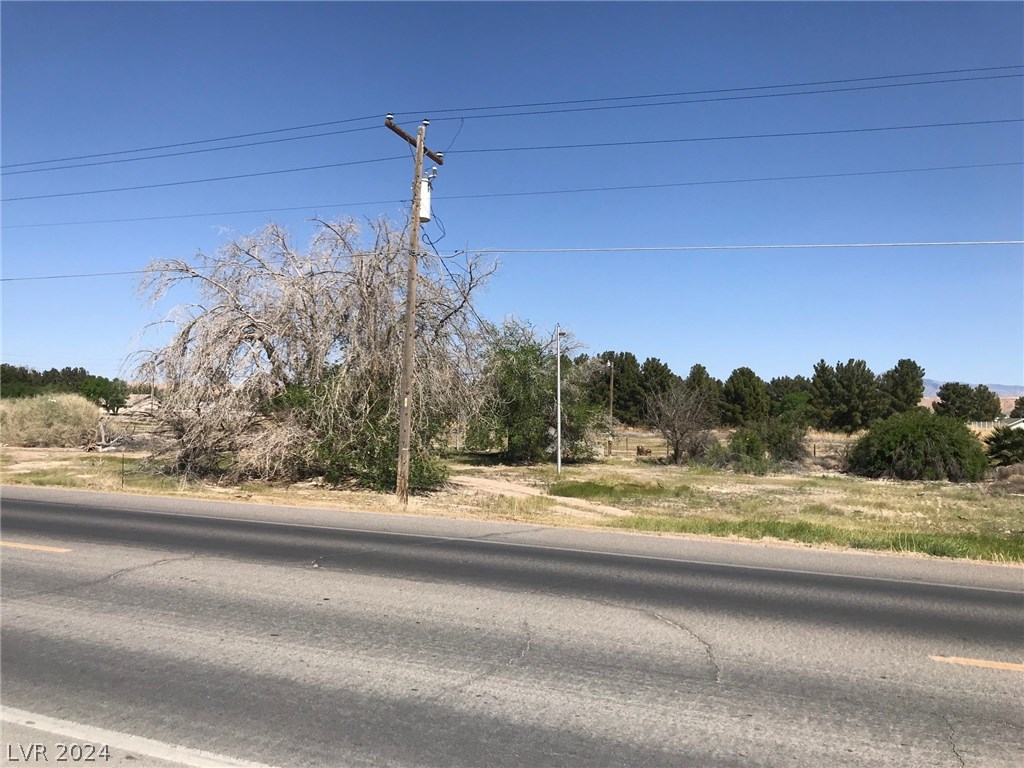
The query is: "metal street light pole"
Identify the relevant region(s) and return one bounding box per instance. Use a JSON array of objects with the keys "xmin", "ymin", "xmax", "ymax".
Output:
[
  {"xmin": 607, "ymin": 359, "xmax": 614, "ymax": 457},
  {"xmin": 556, "ymin": 324, "xmax": 563, "ymax": 475}
]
